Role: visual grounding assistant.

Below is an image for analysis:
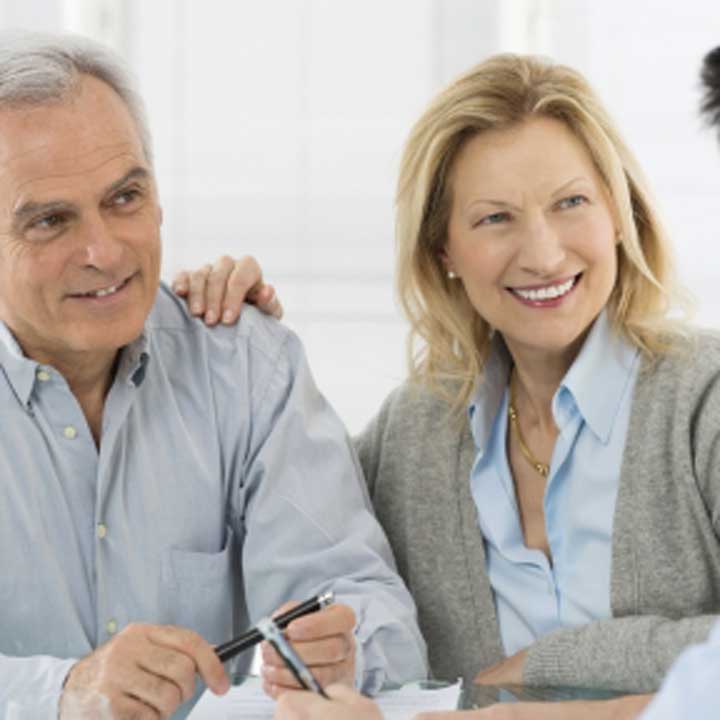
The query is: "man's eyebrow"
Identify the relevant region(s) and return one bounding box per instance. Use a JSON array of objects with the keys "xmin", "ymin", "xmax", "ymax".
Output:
[
  {"xmin": 12, "ymin": 199, "xmax": 74, "ymax": 226},
  {"xmin": 12, "ymin": 166, "xmax": 151, "ymax": 227},
  {"xmin": 103, "ymin": 166, "xmax": 151, "ymax": 197}
]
